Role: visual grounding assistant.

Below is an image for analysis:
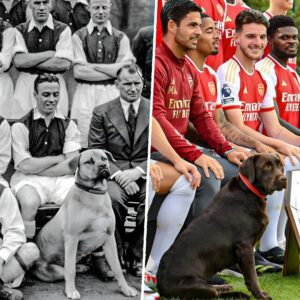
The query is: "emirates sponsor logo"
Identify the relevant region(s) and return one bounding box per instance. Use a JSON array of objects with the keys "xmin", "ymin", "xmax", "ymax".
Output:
[
  {"xmin": 208, "ymin": 82, "xmax": 216, "ymax": 96},
  {"xmin": 281, "ymin": 93, "xmax": 300, "ymax": 102},
  {"xmin": 258, "ymin": 84, "xmax": 265, "ymax": 97}
]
